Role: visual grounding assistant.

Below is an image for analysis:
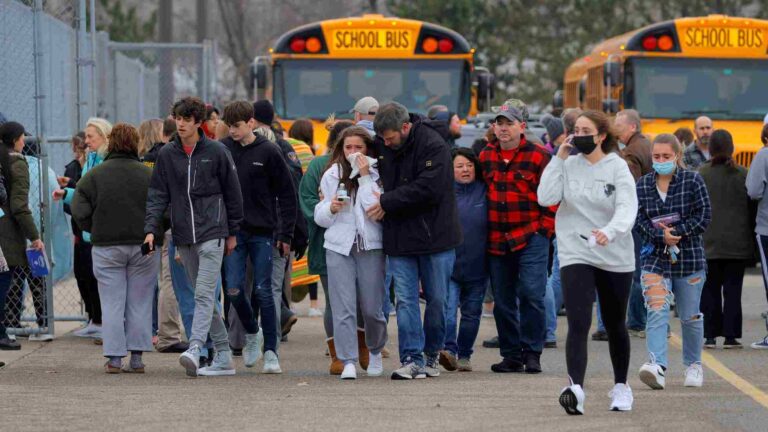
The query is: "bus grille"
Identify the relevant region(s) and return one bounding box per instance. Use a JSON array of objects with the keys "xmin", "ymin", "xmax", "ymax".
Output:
[{"xmin": 735, "ymin": 151, "xmax": 755, "ymax": 168}]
